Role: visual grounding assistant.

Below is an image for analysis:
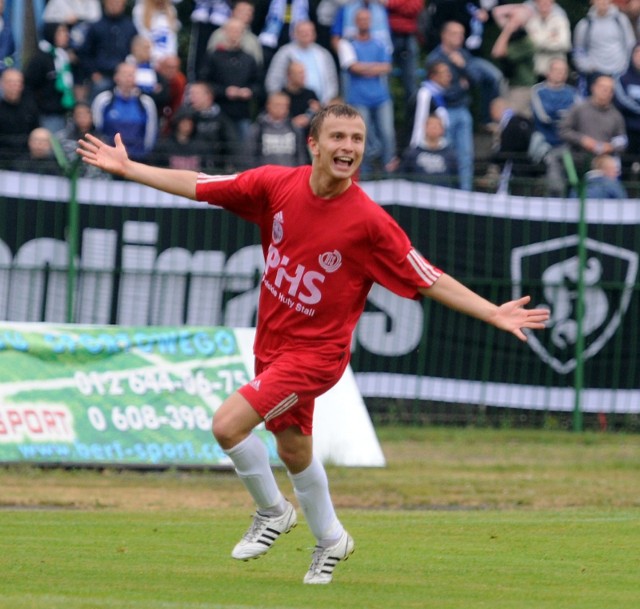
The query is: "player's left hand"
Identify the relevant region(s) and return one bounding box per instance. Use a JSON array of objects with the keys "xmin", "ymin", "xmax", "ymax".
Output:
[
  {"xmin": 77, "ymin": 132, "xmax": 129, "ymax": 177},
  {"xmin": 489, "ymin": 296, "xmax": 550, "ymax": 341}
]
